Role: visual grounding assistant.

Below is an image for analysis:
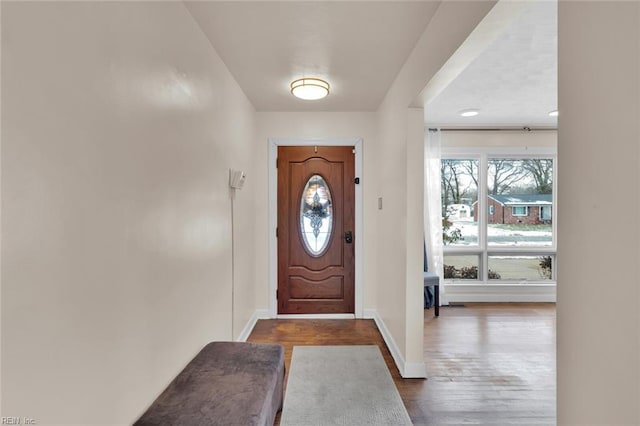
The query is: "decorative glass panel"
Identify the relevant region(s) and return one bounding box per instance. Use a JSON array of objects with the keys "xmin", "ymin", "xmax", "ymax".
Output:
[{"xmin": 300, "ymin": 175, "xmax": 333, "ymax": 255}]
